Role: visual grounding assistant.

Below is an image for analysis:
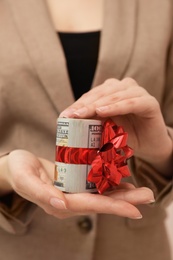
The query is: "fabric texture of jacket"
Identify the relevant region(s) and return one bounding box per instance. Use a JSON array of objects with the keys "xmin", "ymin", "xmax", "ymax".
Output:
[{"xmin": 0, "ymin": 0, "xmax": 173, "ymax": 259}]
